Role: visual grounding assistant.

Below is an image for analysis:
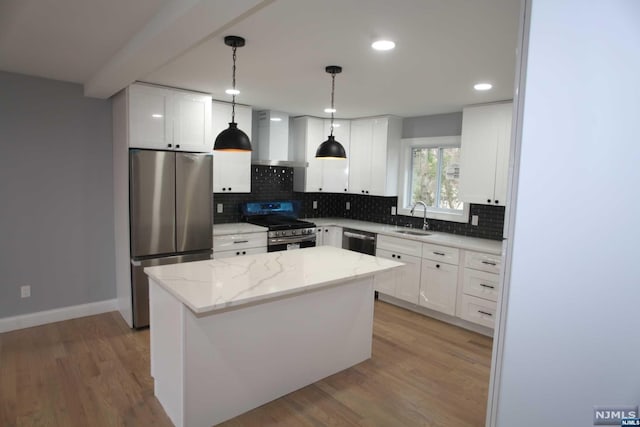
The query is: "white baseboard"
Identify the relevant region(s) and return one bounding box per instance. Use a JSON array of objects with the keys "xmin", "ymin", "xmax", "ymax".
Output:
[{"xmin": 0, "ymin": 299, "xmax": 118, "ymax": 333}]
